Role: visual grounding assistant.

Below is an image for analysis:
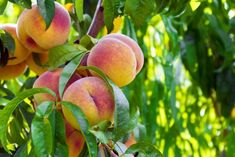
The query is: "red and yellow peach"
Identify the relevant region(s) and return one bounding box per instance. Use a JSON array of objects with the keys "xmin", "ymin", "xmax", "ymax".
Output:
[
  {"xmin": 87, "ymin": 33, "xmax": 144, "ymax": 87},
  {"xmin": 16, "ymin": 2, "xmax": 70, "ymax": 52},
  {"xmin": 62, "ymin": 76, "xmax": 115, "ymax": 130}
]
